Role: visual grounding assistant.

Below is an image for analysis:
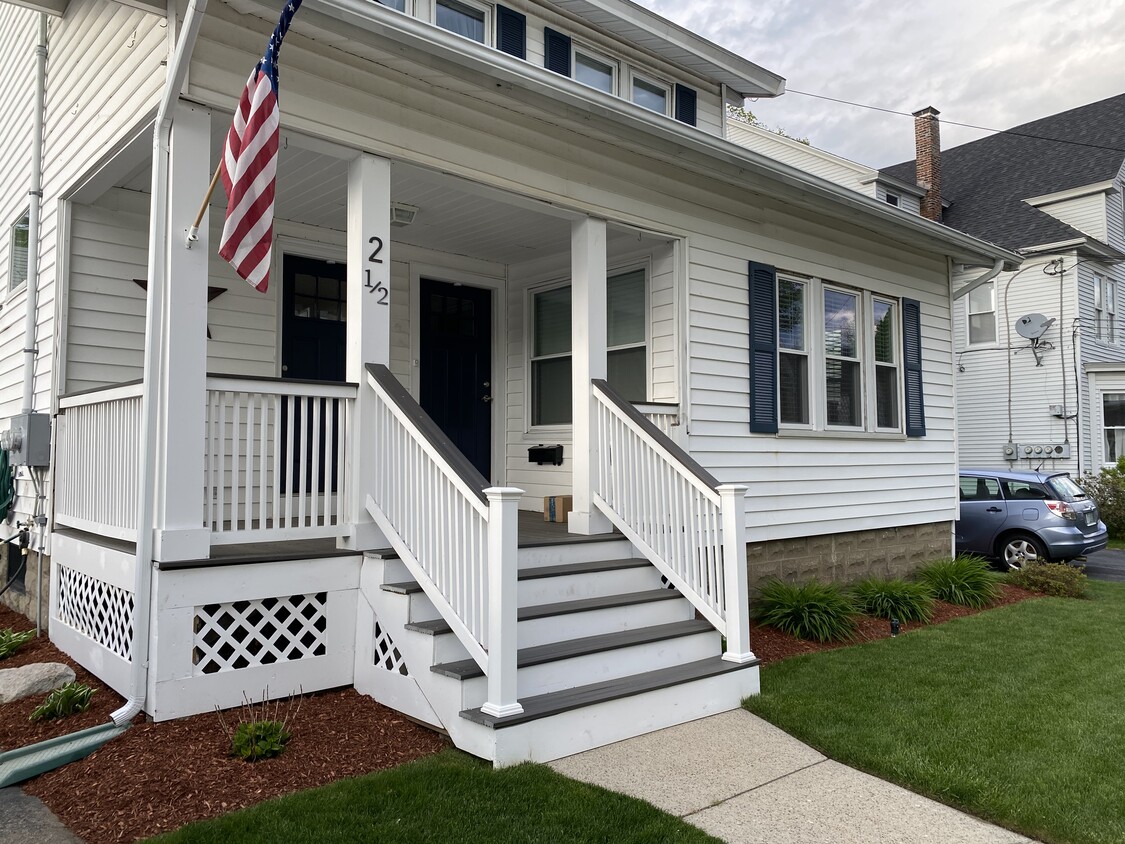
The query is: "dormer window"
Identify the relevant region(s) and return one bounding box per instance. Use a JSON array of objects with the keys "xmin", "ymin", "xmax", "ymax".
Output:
[
  {"xmin": 436, "ymin": 0, "xmax": 487, "ymax": 43},
  {"xmin": 885, "ymin": 193, "xmax": 900, "ymax": 207},
  {"xmin": 574, "ymin": 48, "xmax": 616, "ymax": 94}
]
